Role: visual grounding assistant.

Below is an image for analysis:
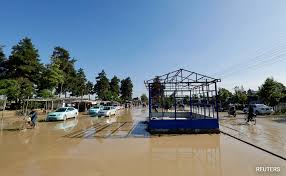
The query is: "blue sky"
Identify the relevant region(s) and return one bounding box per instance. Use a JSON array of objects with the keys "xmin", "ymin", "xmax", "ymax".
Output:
[{"xmin": 1, "ymin": 0, "xmax": 286, "ymax": 96}]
